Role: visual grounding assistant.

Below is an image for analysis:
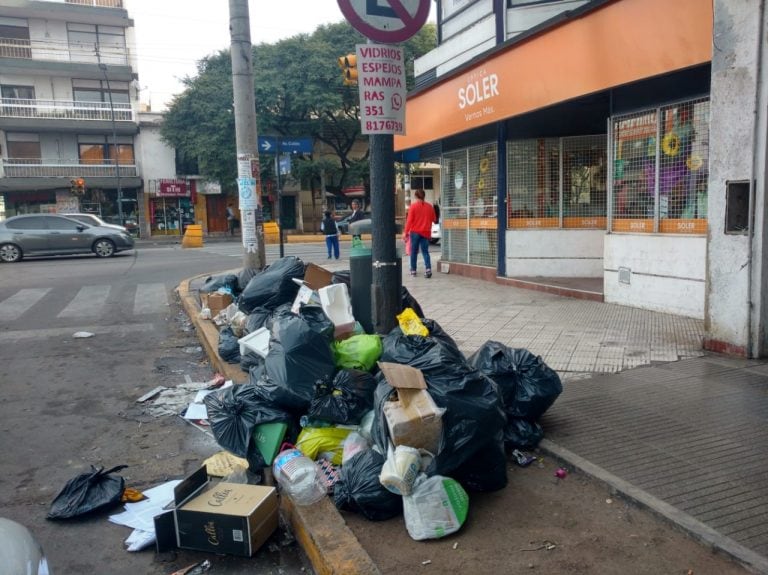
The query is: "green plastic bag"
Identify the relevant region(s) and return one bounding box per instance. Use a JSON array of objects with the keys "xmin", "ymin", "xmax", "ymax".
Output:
[
  {"xmin": 333, "ymin": 334, "xmax": 382, "ymax": 371},
  {"xmin": 296, "ymin": 426, "xmax": 352, "ymax": 465}
]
